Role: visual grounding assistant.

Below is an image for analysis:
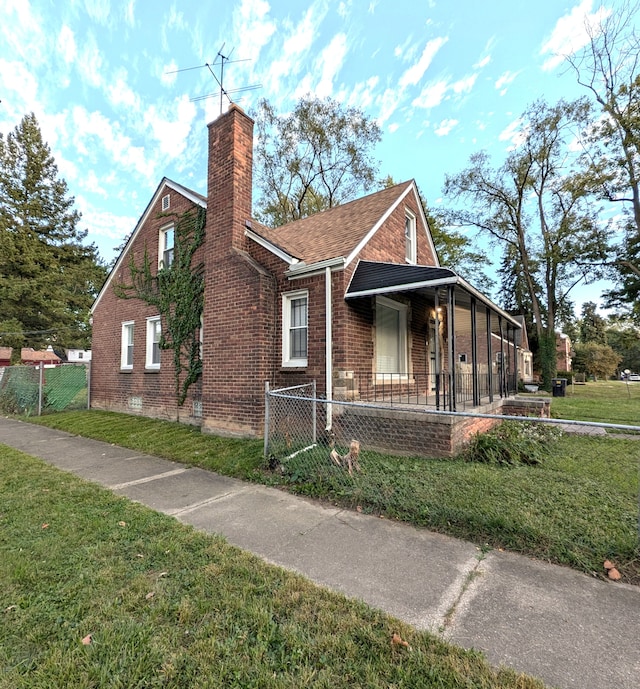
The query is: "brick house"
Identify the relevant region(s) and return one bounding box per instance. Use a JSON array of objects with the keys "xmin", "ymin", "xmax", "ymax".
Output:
[{"xmin": 91, "ymin": 105, "xmax": 522, "ymax": 438}]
